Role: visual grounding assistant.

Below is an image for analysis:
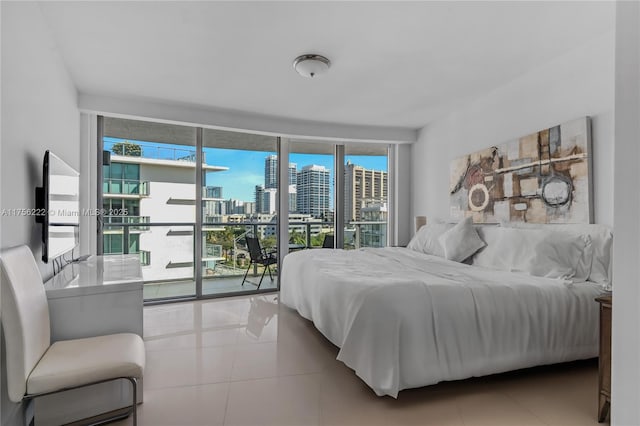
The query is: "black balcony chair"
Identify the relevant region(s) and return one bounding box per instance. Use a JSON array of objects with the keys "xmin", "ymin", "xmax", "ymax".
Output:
[
  {"xmin": 242, "ymin": 236, "xmax": 277, "ymax": 289},
  {"xmin": 322, "ymin": 234, "xmax": 334, "ymax": 248}
]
